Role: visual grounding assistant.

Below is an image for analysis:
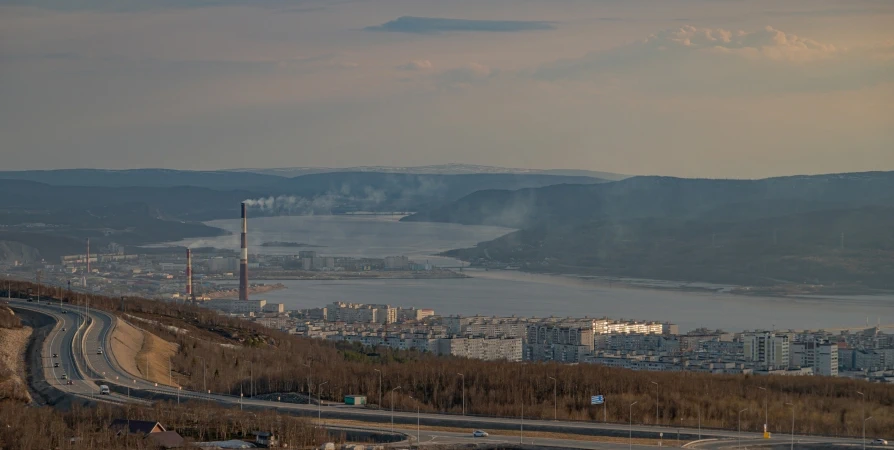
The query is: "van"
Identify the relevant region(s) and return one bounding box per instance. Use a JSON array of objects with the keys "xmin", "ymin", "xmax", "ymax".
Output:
[{"xmin": 99, "ymin": 385, "xmax": 110, "ymax": 395}]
